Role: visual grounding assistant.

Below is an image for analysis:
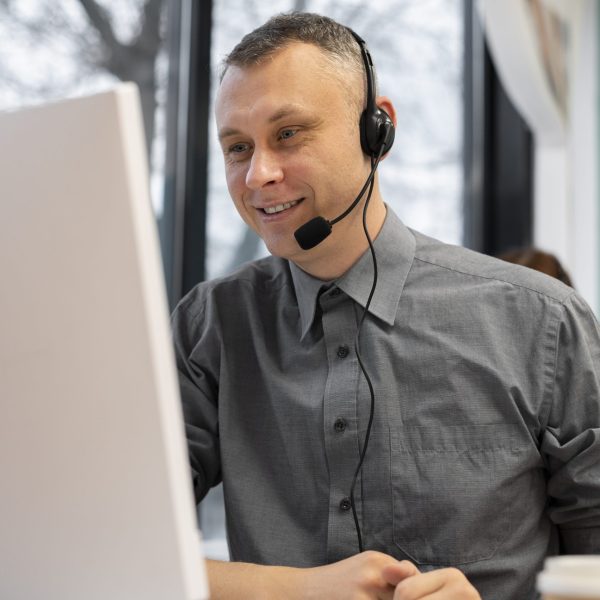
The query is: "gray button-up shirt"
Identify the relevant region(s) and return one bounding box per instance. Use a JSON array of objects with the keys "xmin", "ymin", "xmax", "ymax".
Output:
[{"xmin": 172, "ymin": 209, "xmax": 600, "ymax": 599}]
